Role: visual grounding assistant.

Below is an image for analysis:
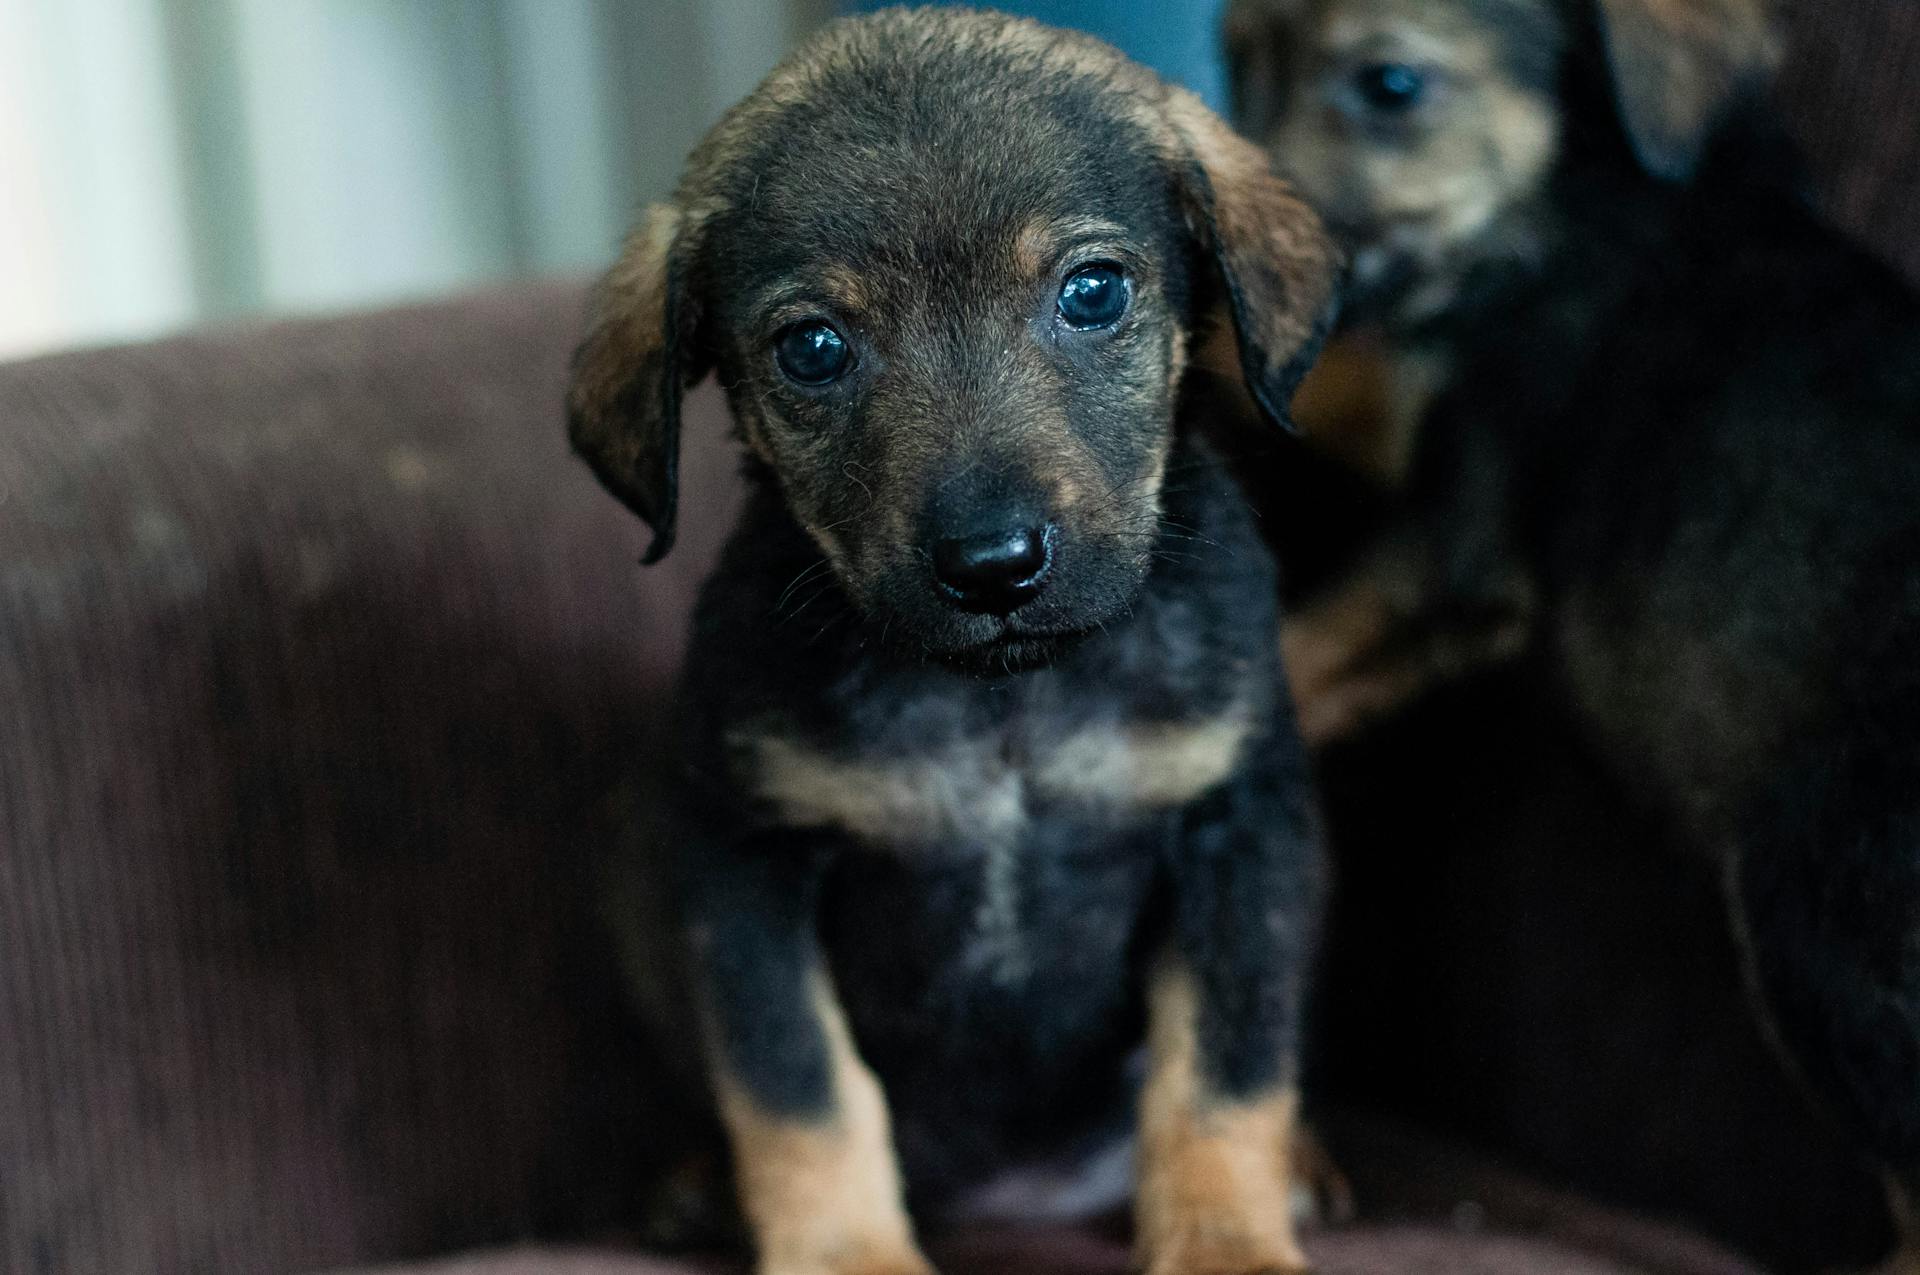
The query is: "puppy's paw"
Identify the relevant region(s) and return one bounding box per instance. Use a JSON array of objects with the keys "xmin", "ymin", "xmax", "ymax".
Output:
[
  {"xmin": 1280, "ymin": 583, "xmax": 1421, "ymax": 747},
  {"xmin": 1142, "ymin": 1243, "xmax": 1310, "ymax": 1275},
  {"xmin": 843, "ymin": 1260, "xmax": 938, "ymax": 1275}
]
